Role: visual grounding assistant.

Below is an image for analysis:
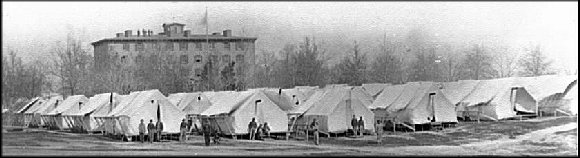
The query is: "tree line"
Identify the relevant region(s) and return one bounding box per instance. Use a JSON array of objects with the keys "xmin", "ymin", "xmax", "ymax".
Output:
[{"xmin": 1, "ymin": 28, "xmax": 567, "ymax": 111}]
